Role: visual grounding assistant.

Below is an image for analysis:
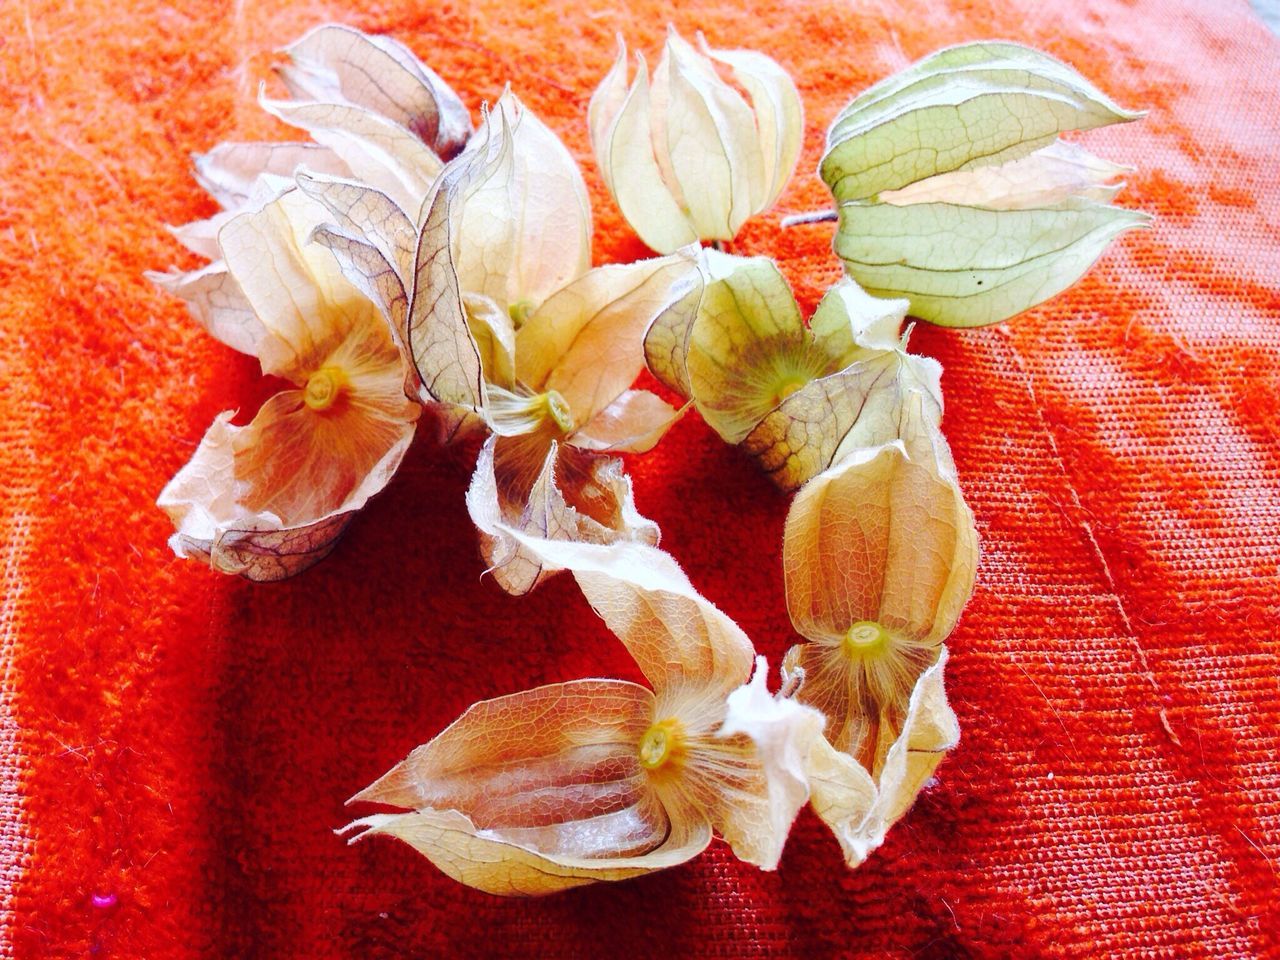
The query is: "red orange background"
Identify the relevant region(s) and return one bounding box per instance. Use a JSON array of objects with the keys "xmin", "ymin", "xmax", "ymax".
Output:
[{"xmin": 1, "ymin": 0, "xmax": 1278, "ymax": 956}]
